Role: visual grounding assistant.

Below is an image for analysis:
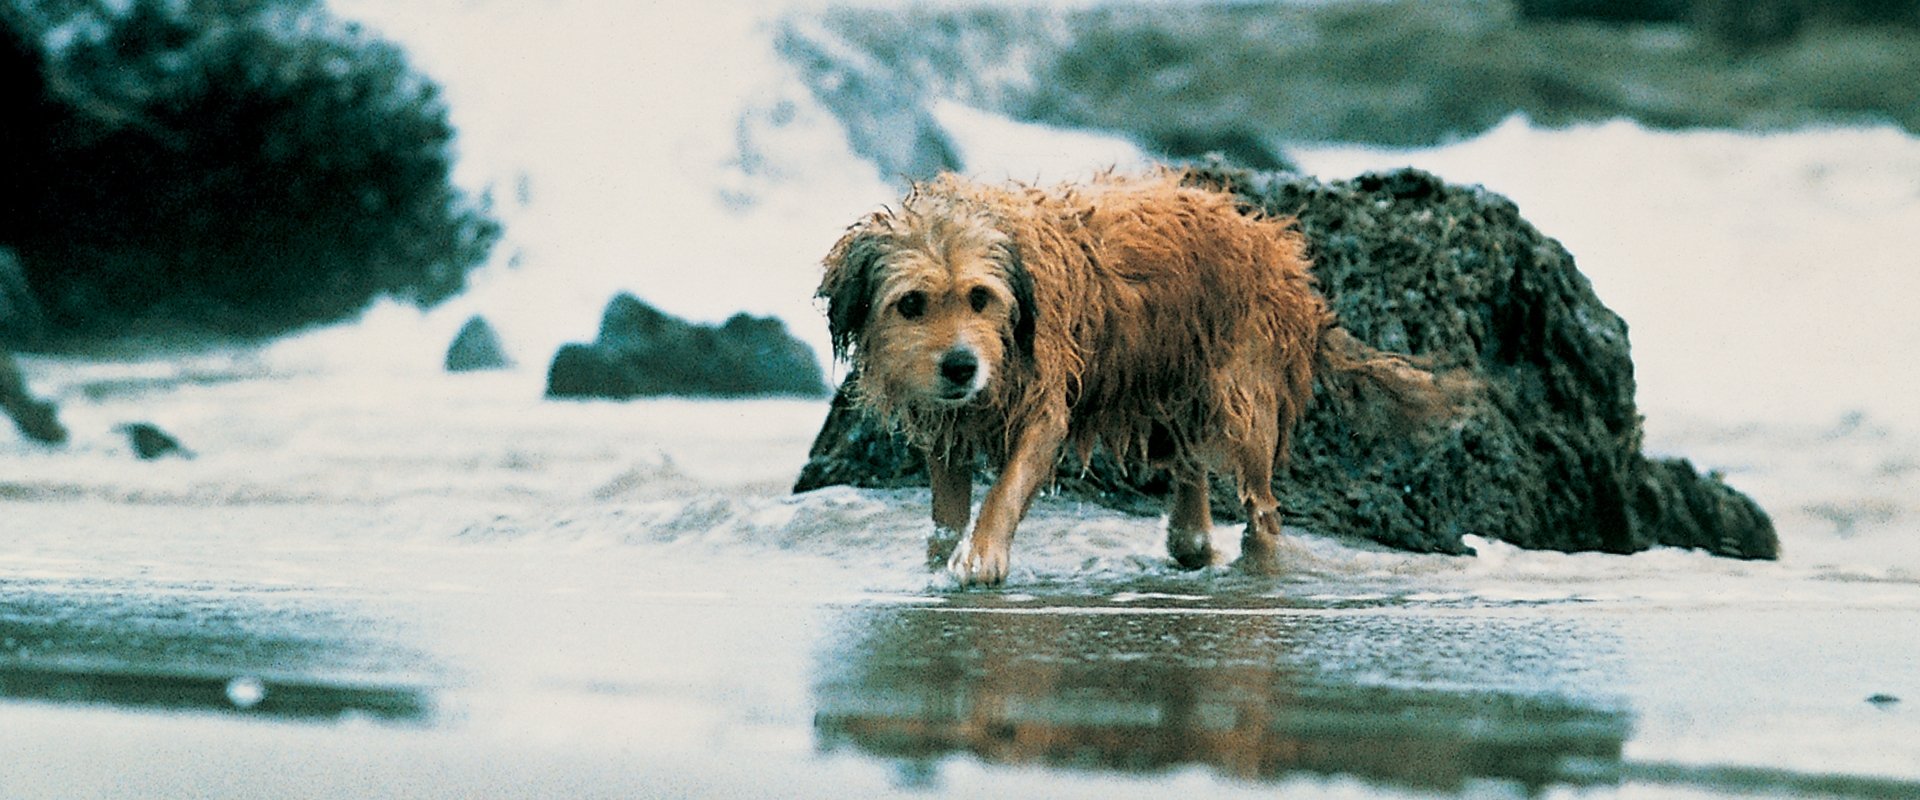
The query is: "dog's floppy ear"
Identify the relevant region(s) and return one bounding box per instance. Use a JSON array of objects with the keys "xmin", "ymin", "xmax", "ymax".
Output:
[
  {"xmin": 819, "ymin": 221, "xmax": 890, "ymax": 360},
  {"xmin": 1002, "ymin": 240, "xmax": 1037, "ymax": 360}
]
